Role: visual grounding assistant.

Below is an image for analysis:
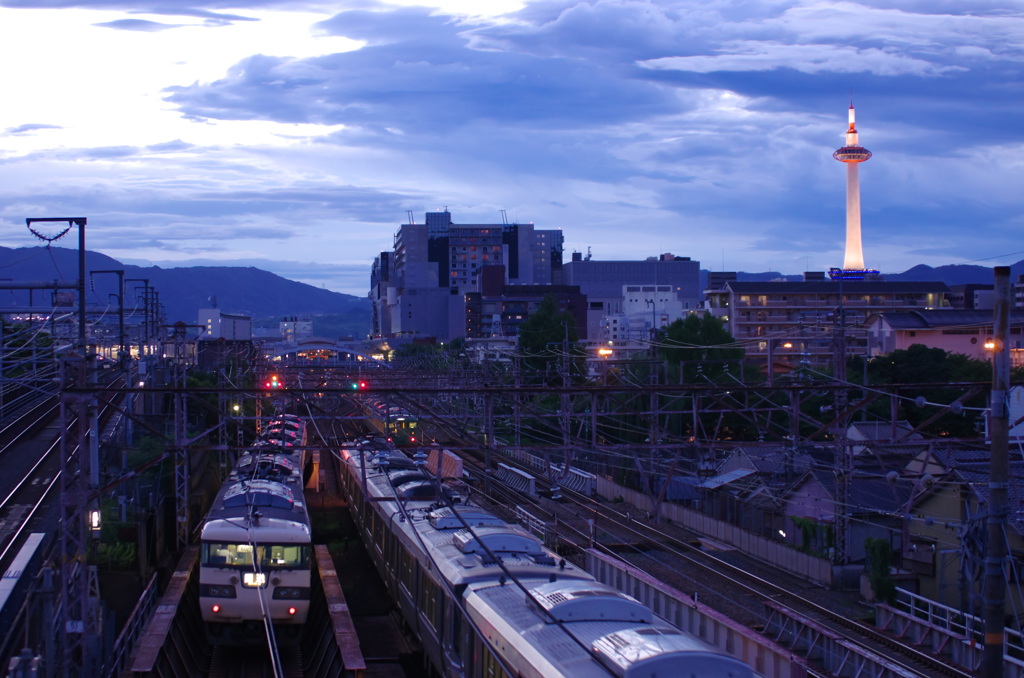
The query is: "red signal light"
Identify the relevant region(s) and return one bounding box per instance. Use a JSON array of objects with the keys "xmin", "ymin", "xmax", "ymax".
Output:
[{"xmin": 359, "ymin": 381, "xmax": 368, "ymax": 389}]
